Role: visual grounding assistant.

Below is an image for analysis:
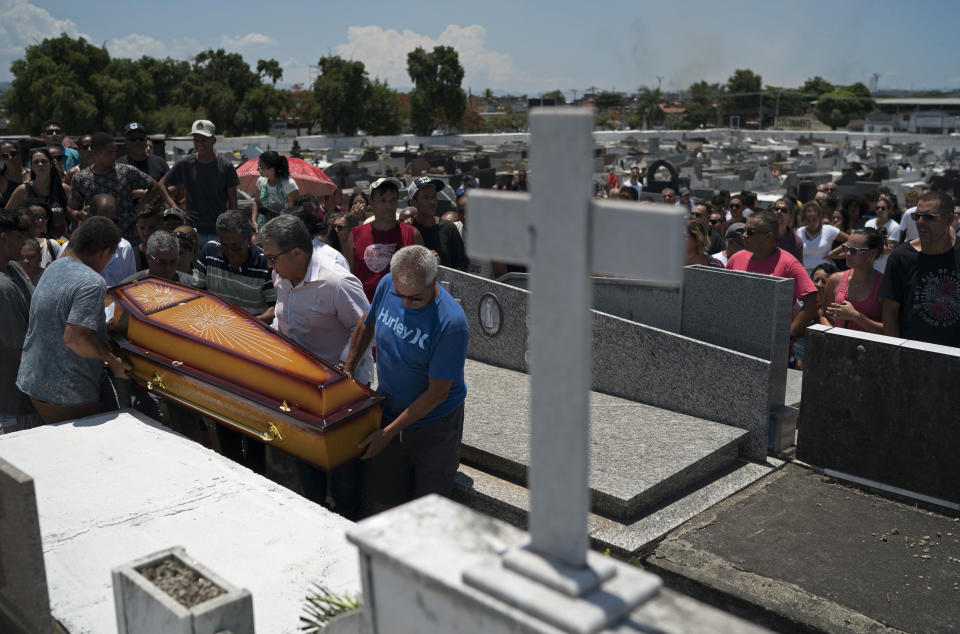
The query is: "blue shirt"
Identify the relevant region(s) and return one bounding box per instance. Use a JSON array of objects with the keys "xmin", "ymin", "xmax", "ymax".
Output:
[
  {"xmin": 17, "ymin": 257, "xmax": 106, "ymax": 406},
  {"xmin": 365, "ymin": 273, "xmax": 468, "ymax": 428}
]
